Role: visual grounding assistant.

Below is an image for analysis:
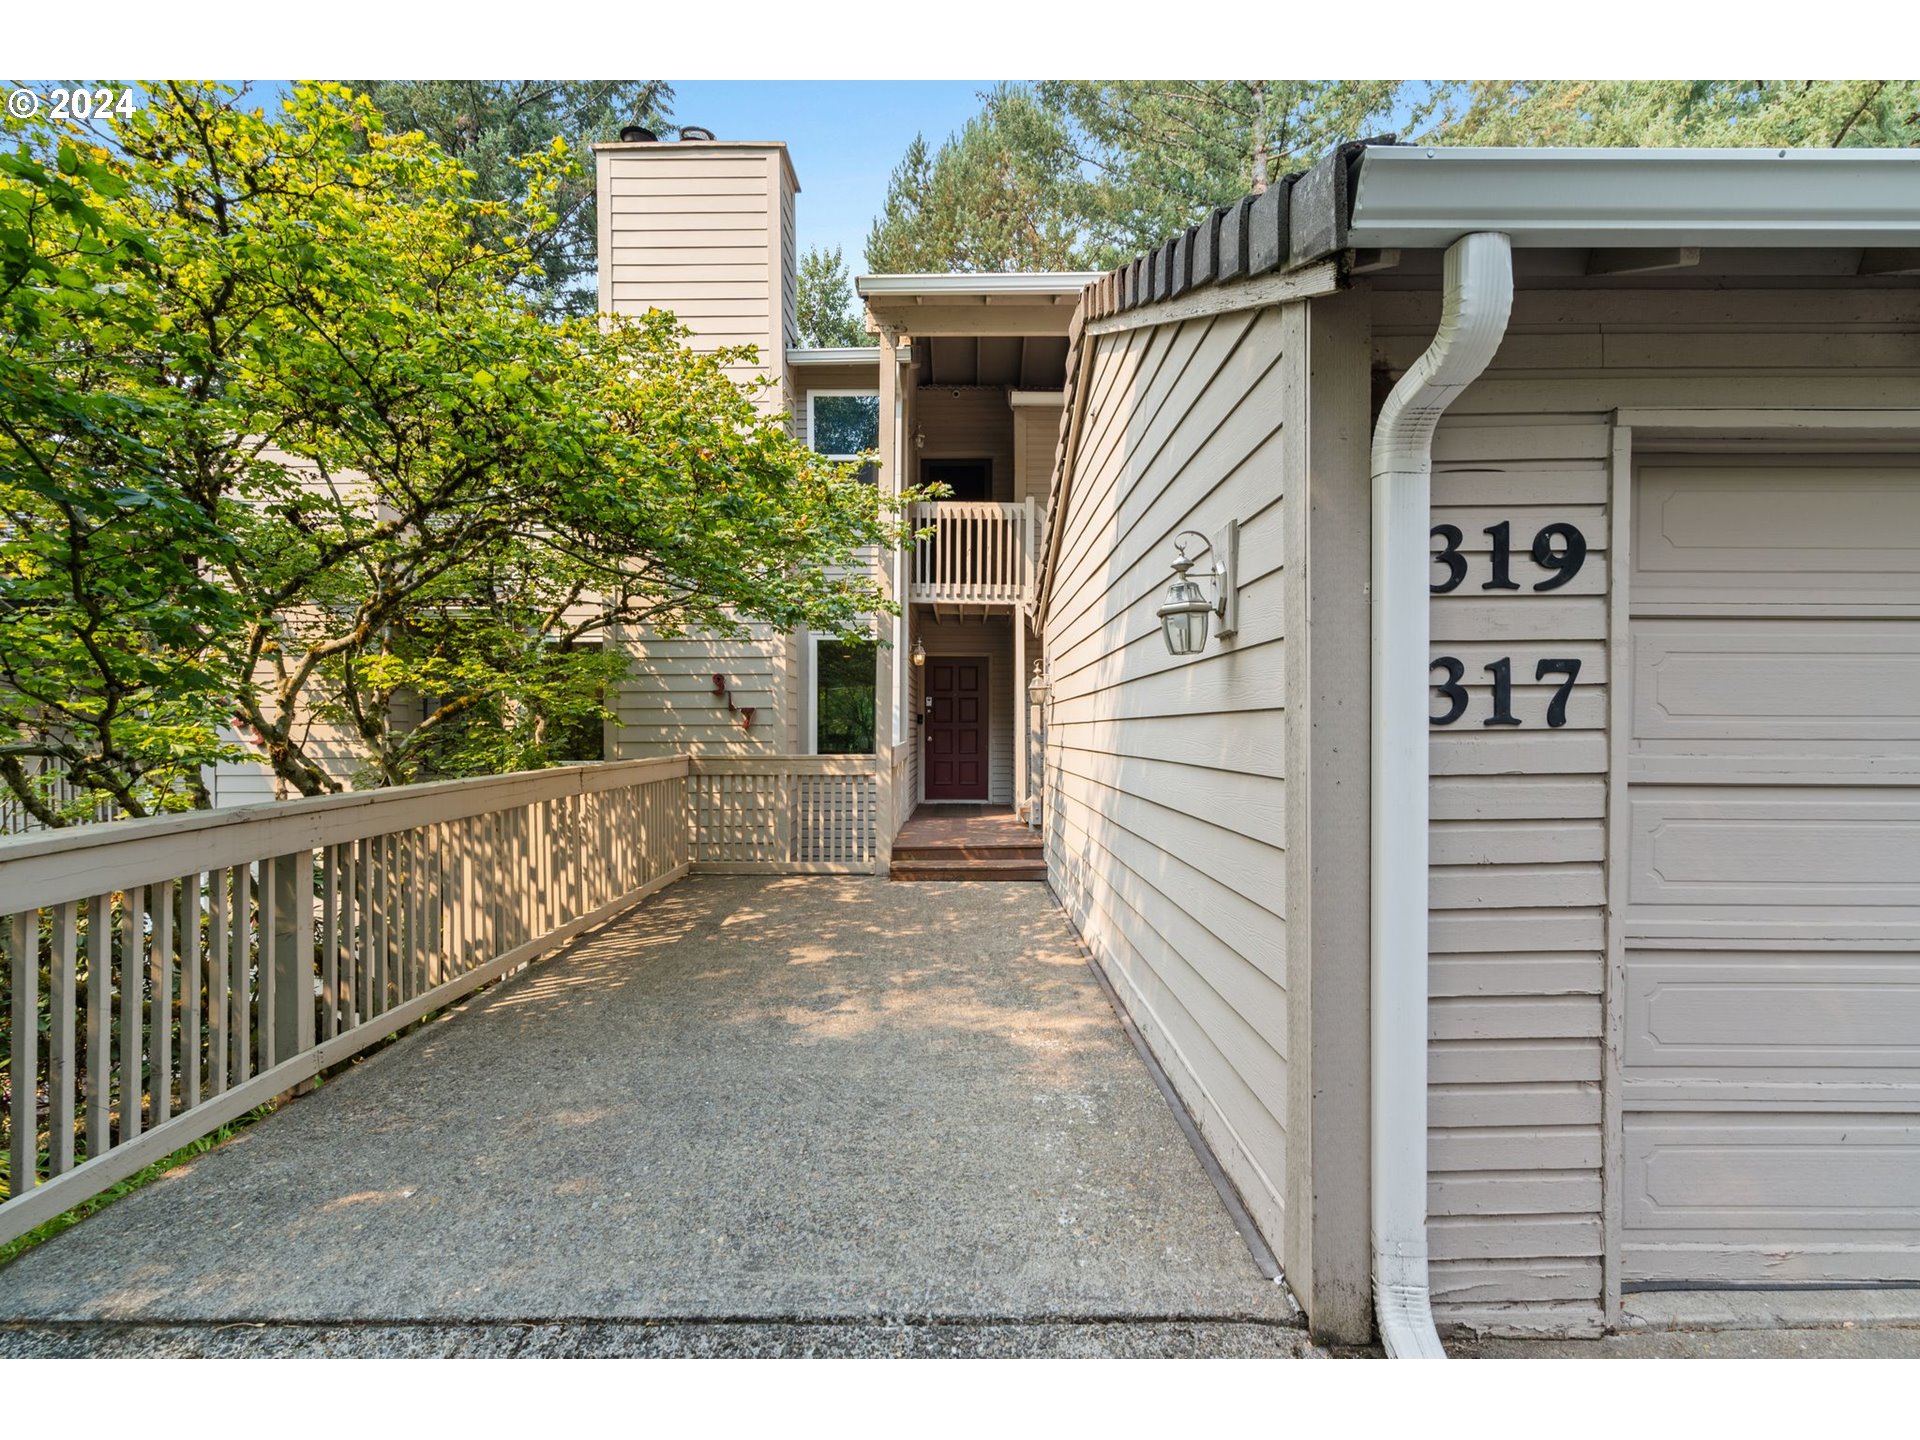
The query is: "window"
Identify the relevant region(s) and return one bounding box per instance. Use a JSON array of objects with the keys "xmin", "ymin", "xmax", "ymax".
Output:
[
  {"xmin": 809, "ymin": 391, "xmax": 880, "ymax": 484},
  {"xmin": 810, "ymin": 636, "xmax": 877, "ymax": 755}
]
